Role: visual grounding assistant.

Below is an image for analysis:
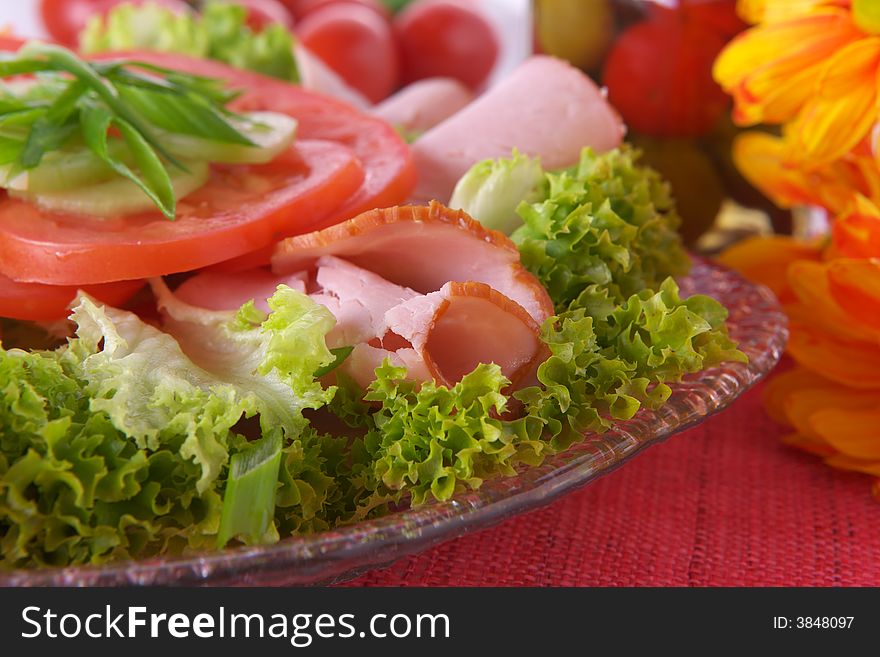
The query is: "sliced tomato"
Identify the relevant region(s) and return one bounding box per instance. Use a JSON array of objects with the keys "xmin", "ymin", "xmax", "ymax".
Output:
[
  {"xmin": 0, "ymin": 272, "xmax": 144, "ymax": 321},
  {"xmin": 0, "ymin": 52, "xmax": 415, "ymax": 284},
  {"xmin": 0, "ymin": 141, "xmax": 363, "ymax": 285}
]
